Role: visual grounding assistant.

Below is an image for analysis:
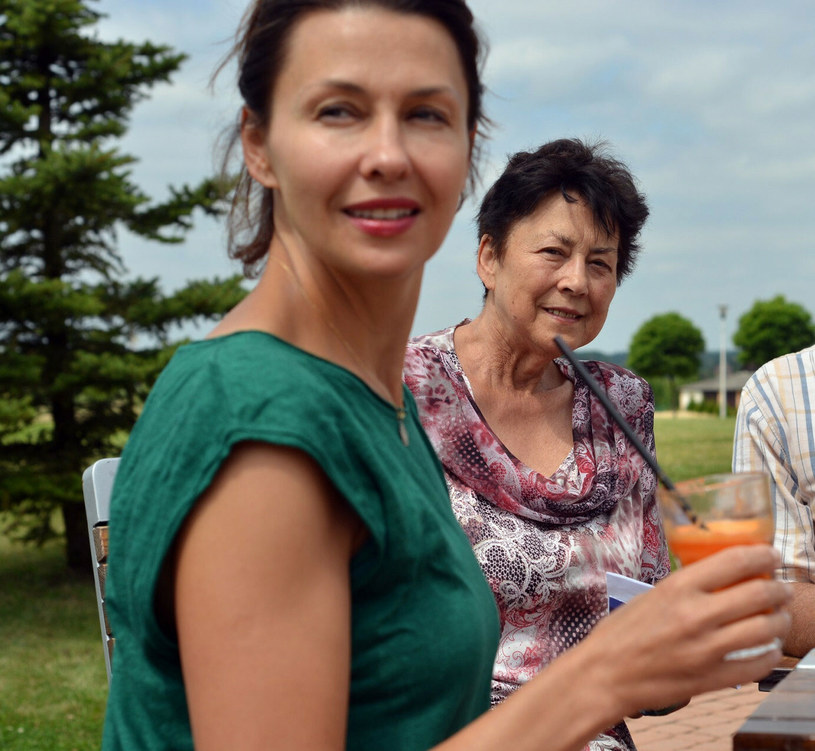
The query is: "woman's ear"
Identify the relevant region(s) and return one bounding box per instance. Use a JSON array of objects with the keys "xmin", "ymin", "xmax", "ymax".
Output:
[
  {"xmin": 240, "ymin": 107, "xmax": 278, "ymax": 189},
  {"xmin": 476, "ymin": 234, "xmax": 498, "ymax": 292}
]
